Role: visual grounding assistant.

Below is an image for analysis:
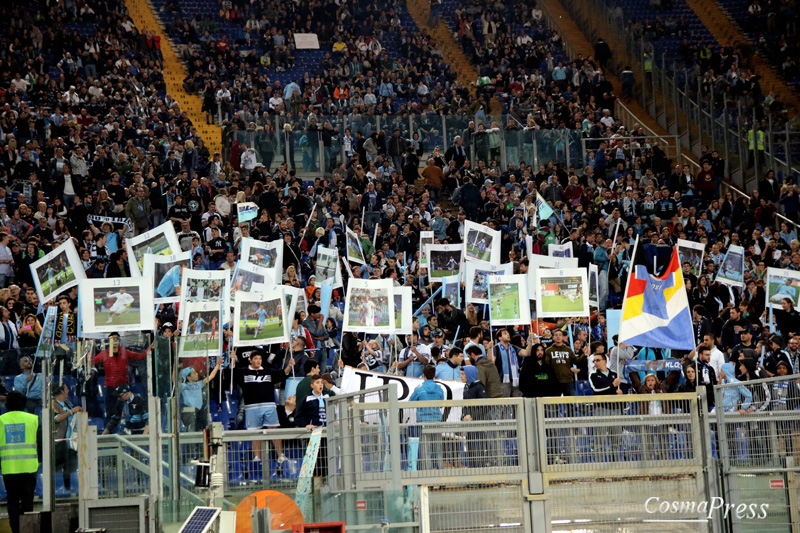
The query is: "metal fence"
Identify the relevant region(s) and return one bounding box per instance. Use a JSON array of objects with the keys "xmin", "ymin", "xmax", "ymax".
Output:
[
  {"xmin": 554, "ymin": 0, "xmax": 800, "ymax": 196},
  {"xmin": 326, "ymin": 385, "xmax": 530, "ymax": 492},
  {"xmin": 70, "ymin": 377, "xmax": 800, "ymax": 532},
  {"xmin": 222, "ymin": 113, "xmax": 682, "ymax": 177},
  {"xmin": 714, "ymin": 374, "xmax": 800, "ymax": 533}
]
